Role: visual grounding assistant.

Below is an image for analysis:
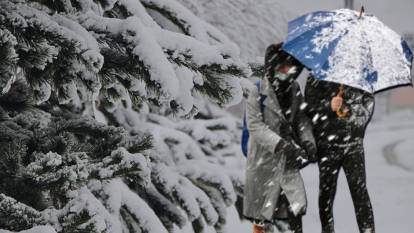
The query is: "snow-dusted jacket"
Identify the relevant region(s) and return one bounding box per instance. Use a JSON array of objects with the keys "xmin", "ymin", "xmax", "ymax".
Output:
[
  {"xmin": 304, "ymin": 76, "xmax": 375, "ymax": 145},
  {"xmin": 243, "ymin": 77, "xmax": 315, "ymax": 222}
]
